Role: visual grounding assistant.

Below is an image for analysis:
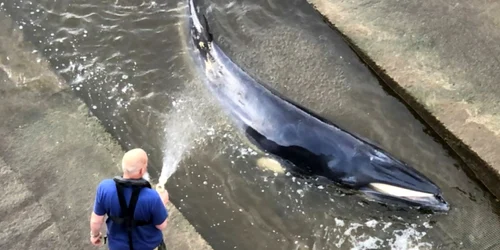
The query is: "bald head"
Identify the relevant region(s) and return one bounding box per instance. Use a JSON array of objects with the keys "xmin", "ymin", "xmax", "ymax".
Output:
[{"xmin": 121, "ymin": 148, "xmax": 148, "ymax": 178}]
